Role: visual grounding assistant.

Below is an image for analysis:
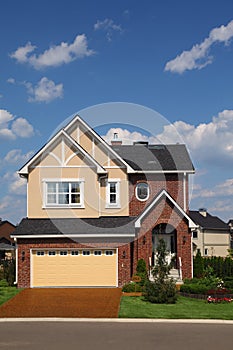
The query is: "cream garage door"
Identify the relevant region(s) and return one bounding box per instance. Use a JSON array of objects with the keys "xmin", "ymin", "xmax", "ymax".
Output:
[{"xmin": 31, "ymin": 249, "xmax": 118, "ymax": 287}]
